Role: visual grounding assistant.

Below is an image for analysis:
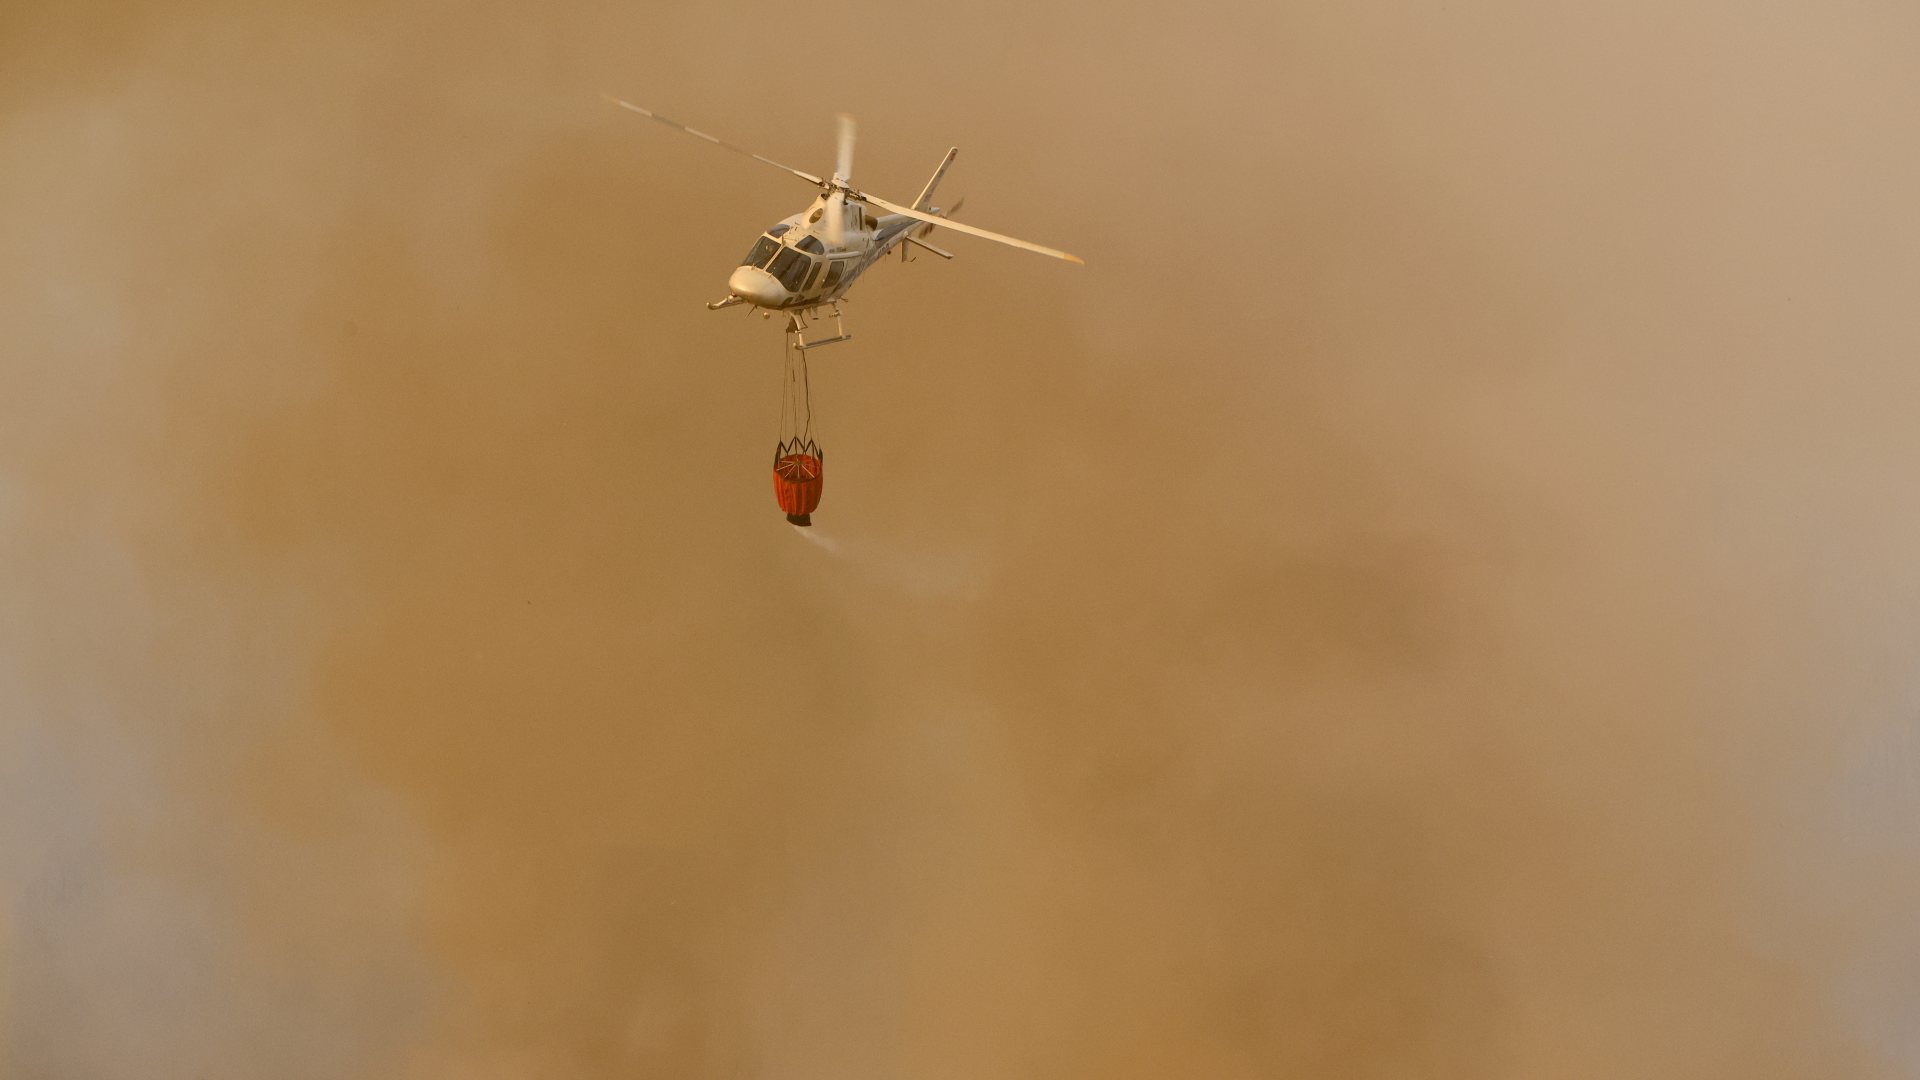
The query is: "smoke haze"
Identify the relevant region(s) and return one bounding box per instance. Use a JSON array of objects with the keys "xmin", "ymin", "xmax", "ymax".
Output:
[{"xmin": 4, "ymin": 0, "xmax": 1919, "ymax": 1076}]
